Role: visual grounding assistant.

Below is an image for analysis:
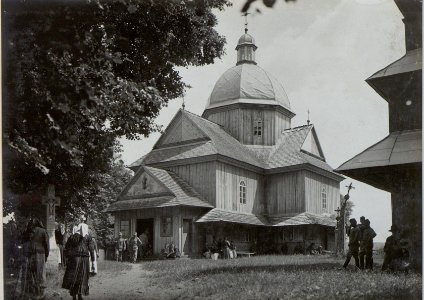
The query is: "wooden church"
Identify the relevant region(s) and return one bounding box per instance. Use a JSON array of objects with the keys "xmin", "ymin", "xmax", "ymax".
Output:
[{"xmin": 106, "ymin": 29, "xmax": 344, "ymax": 256}]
